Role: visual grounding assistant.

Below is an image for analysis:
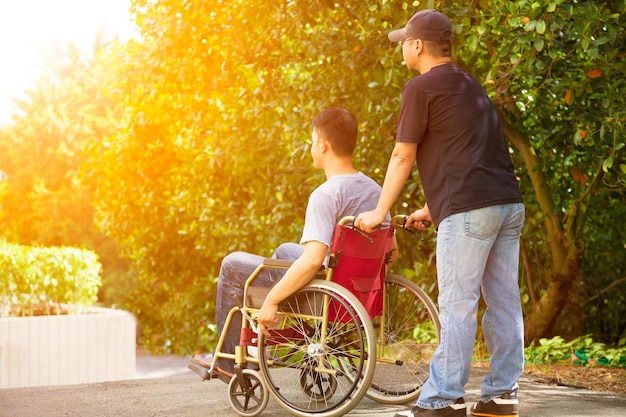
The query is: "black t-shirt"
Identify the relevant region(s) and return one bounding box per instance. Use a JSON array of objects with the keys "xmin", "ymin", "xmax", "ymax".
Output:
[{"xmin": 396, "ymin": 63, "xmax": 522, "ymax": 227}]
